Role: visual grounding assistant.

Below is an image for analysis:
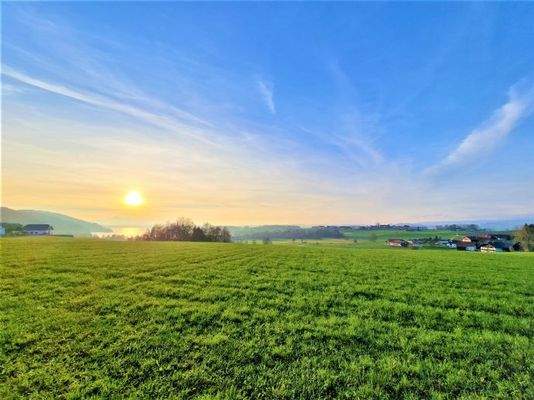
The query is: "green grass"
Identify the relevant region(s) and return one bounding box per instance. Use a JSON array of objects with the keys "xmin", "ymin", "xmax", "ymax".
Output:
[
  {"xmin": 1, "ymin": 238, "xmax": 533, "ymax": 399},
  {"xmin": 340, "ymin": 229, "xmax": 472, "ymax": 241},
  {"xmin": 271, "ymin": 238, "xmax": 392, "ymax": 249}
]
